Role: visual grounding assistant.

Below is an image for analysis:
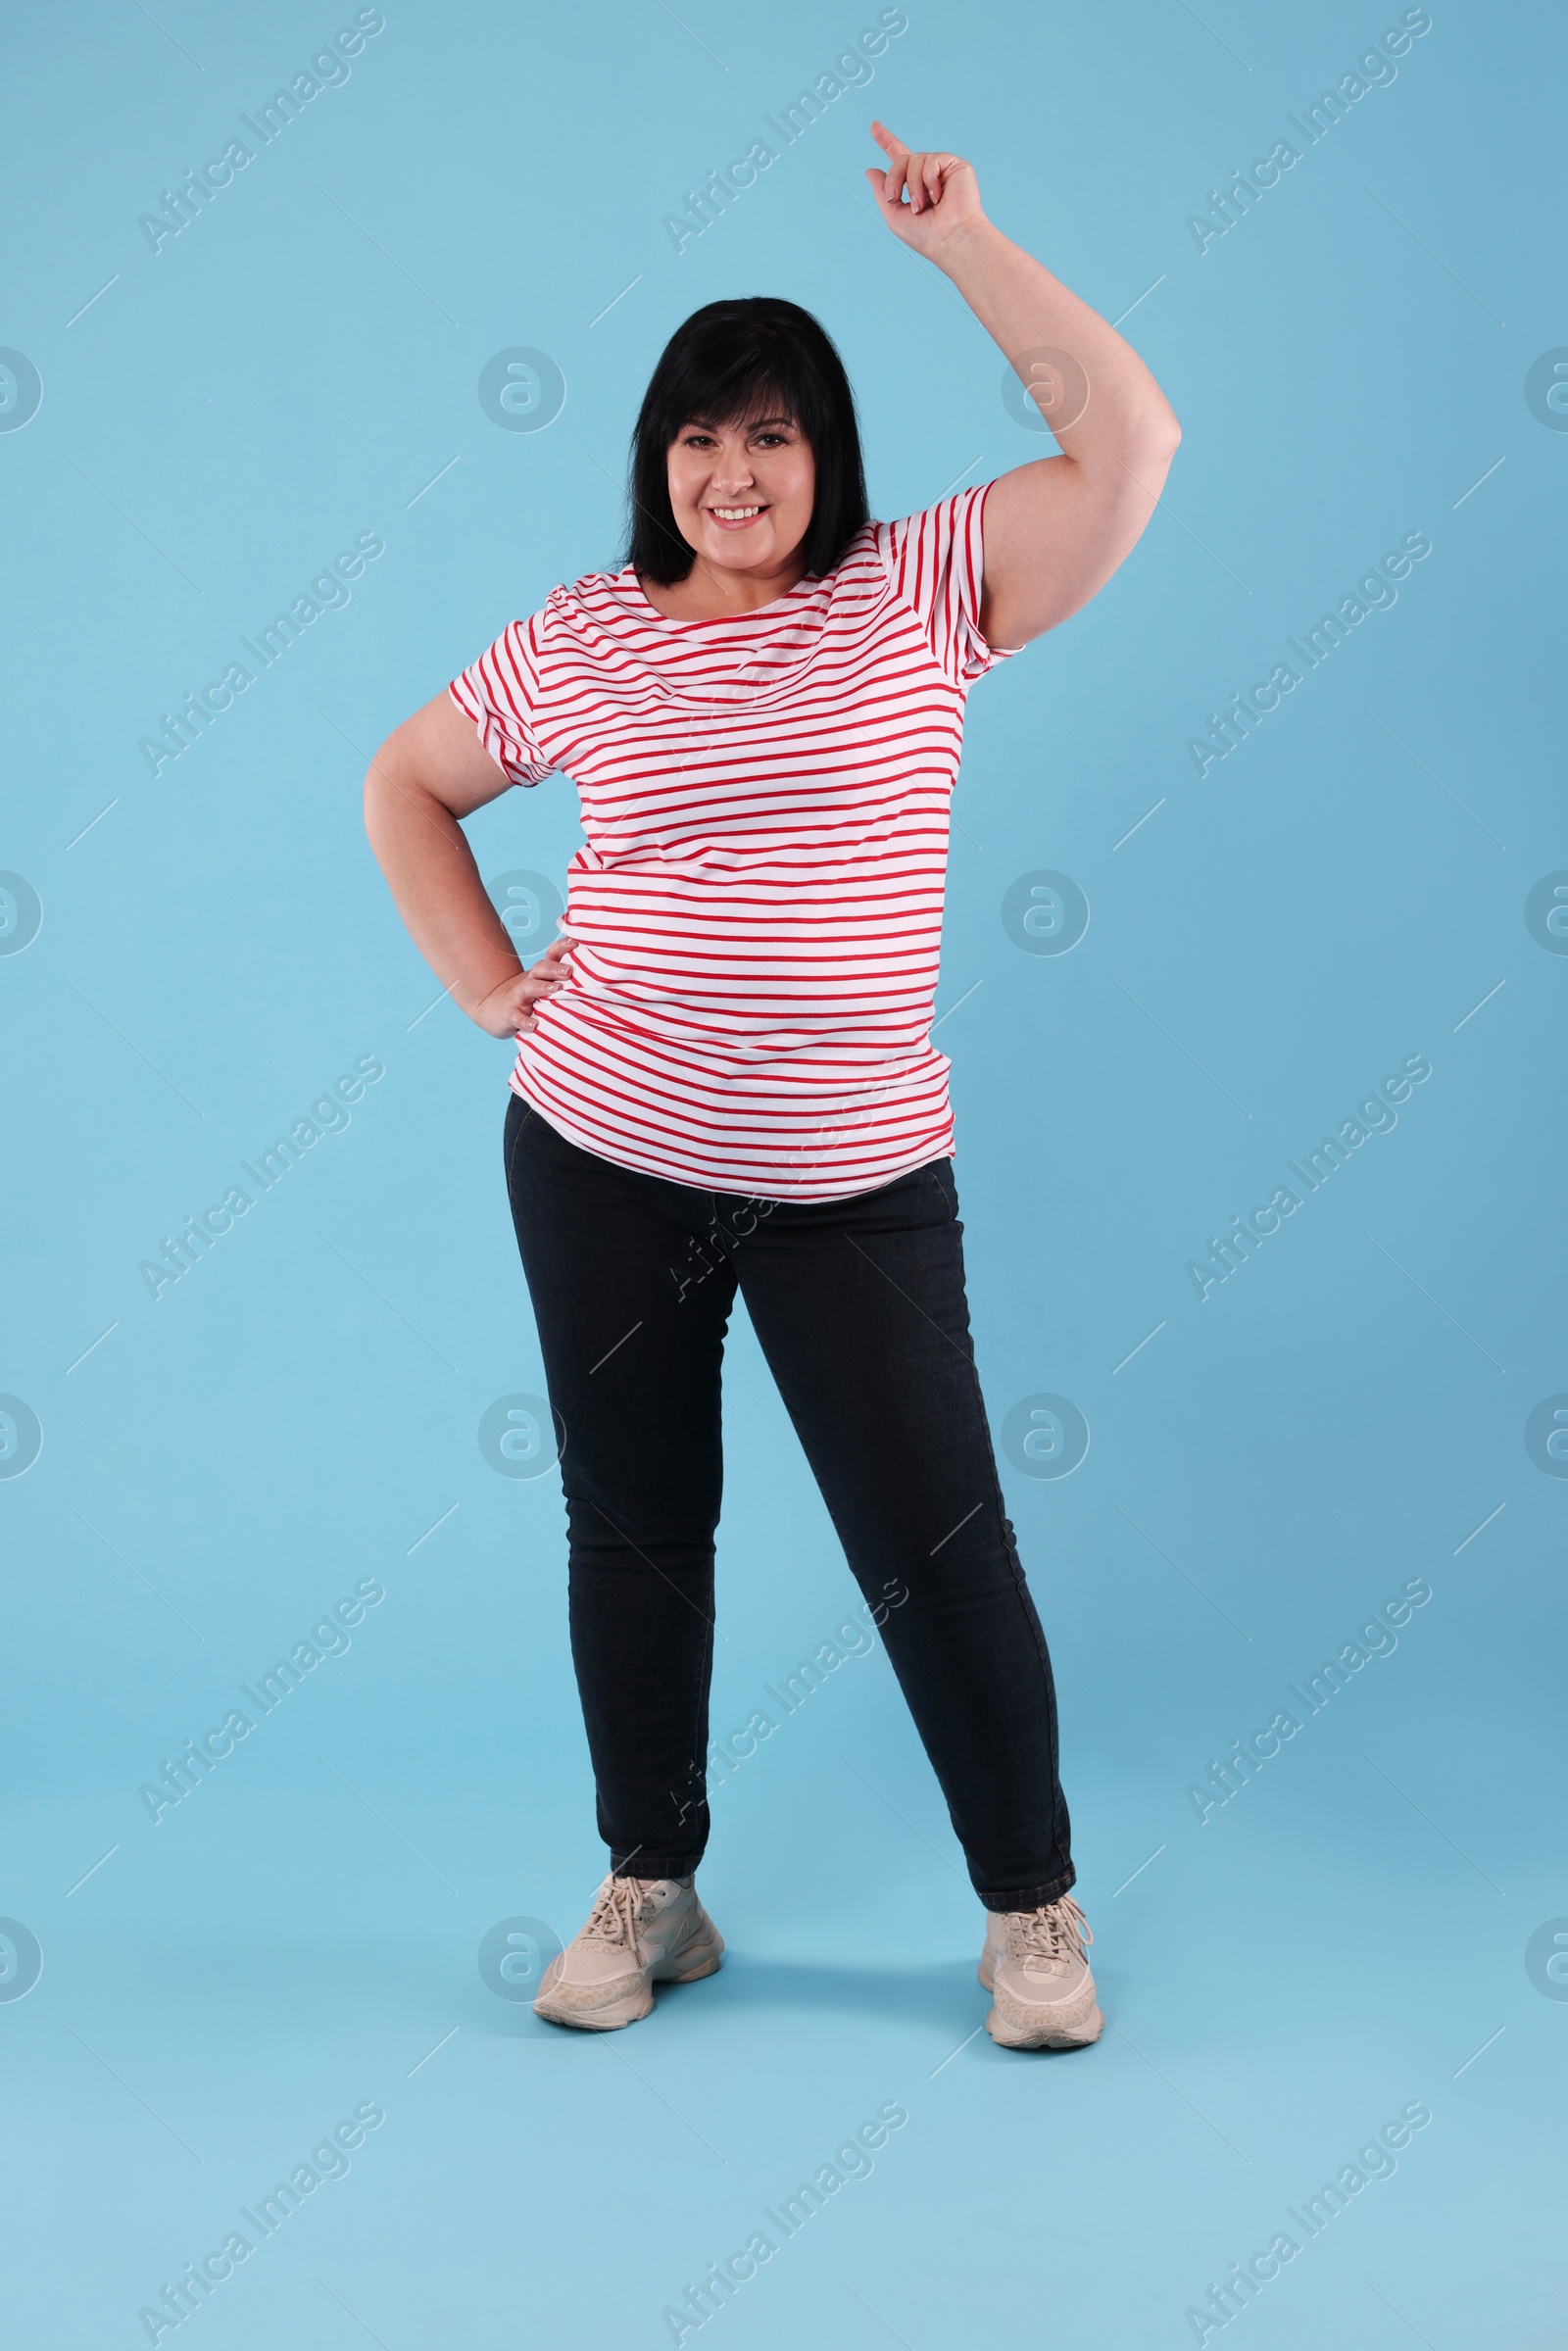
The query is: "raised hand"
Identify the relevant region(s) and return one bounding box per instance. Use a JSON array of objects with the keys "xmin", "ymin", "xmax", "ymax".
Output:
[{"xmin": 864, "ymin": 120, "xmax": 985, "ymax": 256}]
